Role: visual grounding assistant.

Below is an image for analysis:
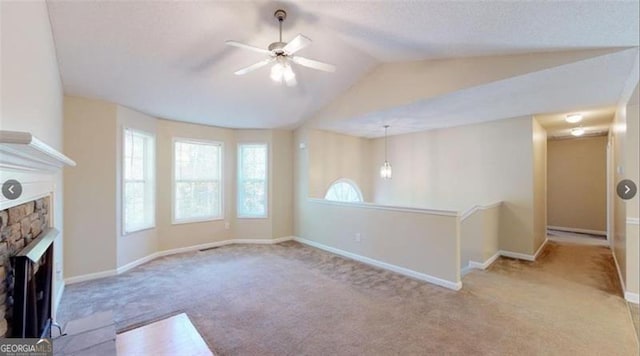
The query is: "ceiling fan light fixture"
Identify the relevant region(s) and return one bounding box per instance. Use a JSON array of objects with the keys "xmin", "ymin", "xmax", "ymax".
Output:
[
  {"xmin": 270, "ymin": 61, "xmax": 284, "ymax": 82},
  {"xmin": 270, "ymin": 58, "xmax": 296, "ymax": 86},
  {"xmin": 566, "ymin": 114, "xmax": 583, "ymax": 123},
  {"xmin": 226, "ymin": 9, "xmax": 335, "ymax": 82}
]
